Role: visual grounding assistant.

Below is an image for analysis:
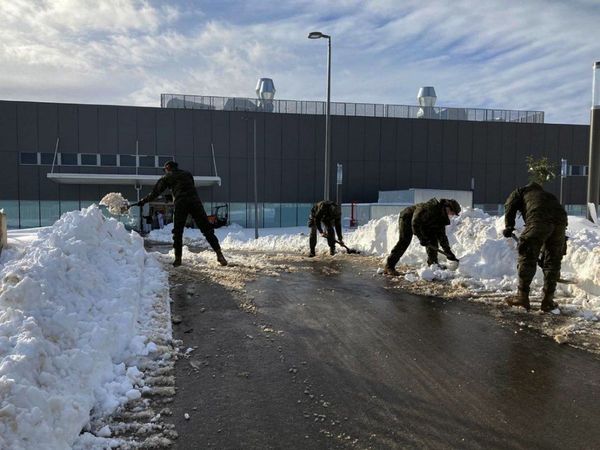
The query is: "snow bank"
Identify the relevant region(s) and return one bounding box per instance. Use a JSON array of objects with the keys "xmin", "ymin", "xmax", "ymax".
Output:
[
  {"xmin": 349, "ymin": 208, "xmax": 600, "ymax": 318},
  {"xmin": 0, "ymin": 206, "xmax": 169, "ymax": 450}
]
